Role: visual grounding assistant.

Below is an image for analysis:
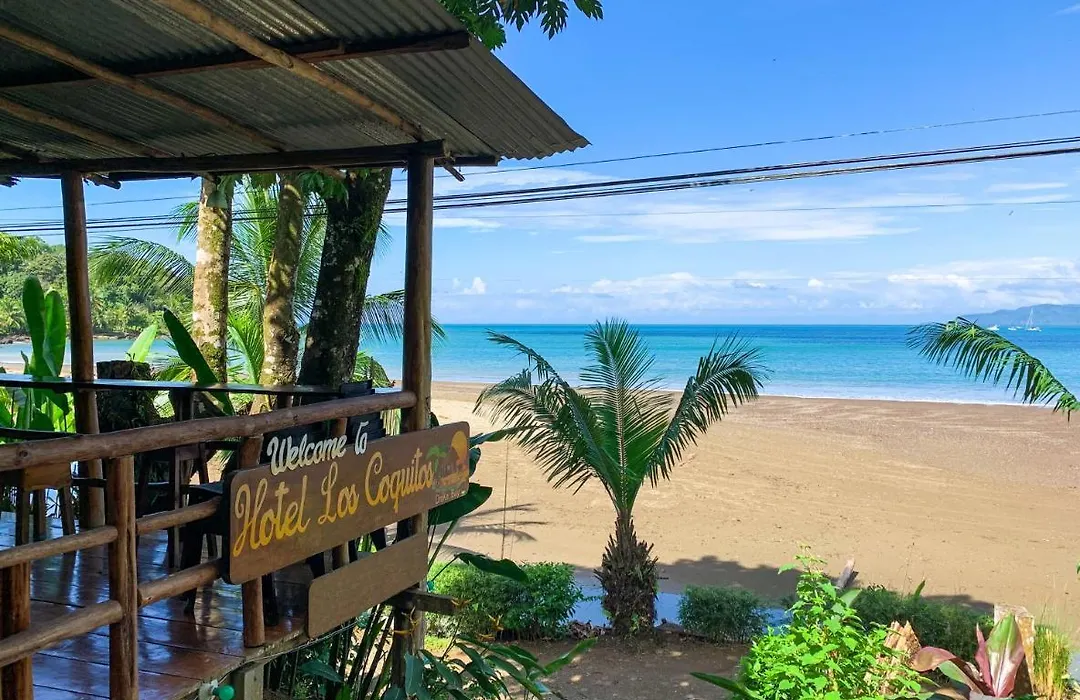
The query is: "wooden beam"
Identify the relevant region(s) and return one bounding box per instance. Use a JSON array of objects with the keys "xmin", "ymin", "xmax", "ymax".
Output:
[
  {"xmin": 62, "ymin": 171, "xmax": 106, "ymax": 529},
  {"xmin": 0, "ymin": 563, "xmax": 32, "ymax": 698},
  {"xmin": 0, "ymin": 140, "xmax": 446, "ymax": 178},
  {"xmin": 392, "ymin": 151, "xmax": 435, "ymax": 685},
  {"xmin": 0, "ymin": 31, "xmax": 472, "ymax": 89},
  {"xmin": 238, "ymin": 436, "xmax": 265, "ymax": 648},
  {"xmin": 151, "ymin": 0, "xmax": 425, "ymax": 141},
  {"xmin": 138, "ymin": 559, "xmax": 222, "ymax": 606},
  {"xmin": 135, "ymin": 497, "xmax": 220, "ymax": 535},
  {"xmin": 0, "ymin": 600, "xmax": 123, "ymax": 670},
  {"xmin": 0, "ymin": 22, "xmax": 288, "ymax": 153},
  {"xmin": 0, "ymin": 390, "xmax": 416, "ymax": 471},
  {"xmin": 106, "ymin": 454, "xmax": 139, "ymax": 699},
  {"xmin": 0, "ymin": 525, "xmax": 117, "ymax": 571},
  {"xmin": 0, "ymin": 96, "xmax": 170, "ymax": 158}
]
